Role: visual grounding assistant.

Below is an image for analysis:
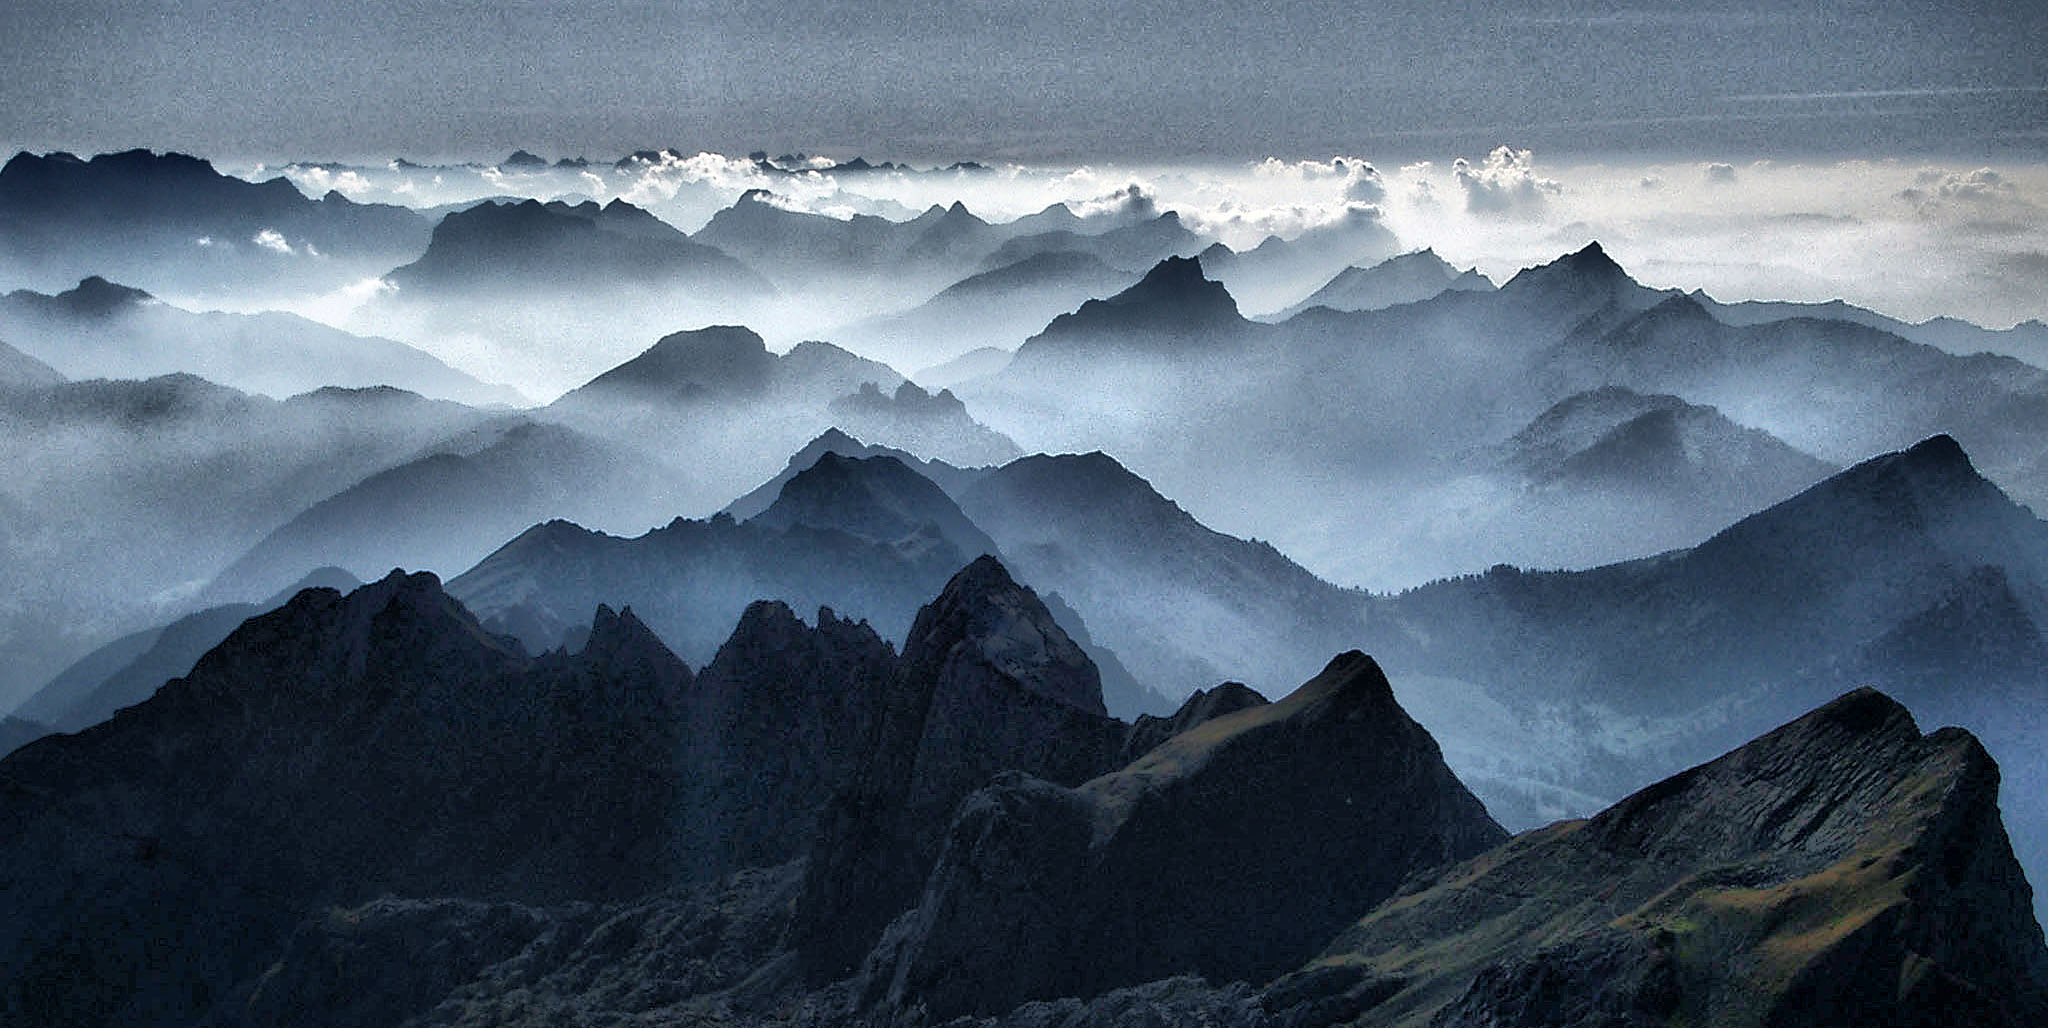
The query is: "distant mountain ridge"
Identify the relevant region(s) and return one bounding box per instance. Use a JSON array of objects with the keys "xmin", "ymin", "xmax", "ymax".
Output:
[
  {"xmin": 0, "ymin": 276, "xmax": 523, "ymax": 405},
  {"xmin": 4, "ymin": 559, "xmax": 2039, "ymax": 1026},
  {"xmin": 0, "ymin": 149, "xmax": 431, "ymax": 298}
]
